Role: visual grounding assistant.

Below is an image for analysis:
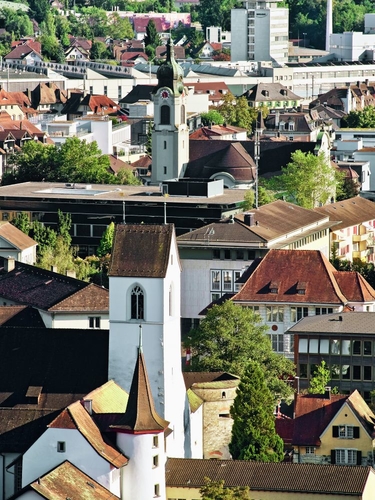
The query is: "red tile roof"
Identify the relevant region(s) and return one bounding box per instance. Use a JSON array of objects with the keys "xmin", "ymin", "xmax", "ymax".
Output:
[
  {"xmin": 232, "ymin": 249, "xmax": 348, "ymax": 305},
  {"xmin": 333, "ymin": 271, "xmax": 375, "ymax": 302}
]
